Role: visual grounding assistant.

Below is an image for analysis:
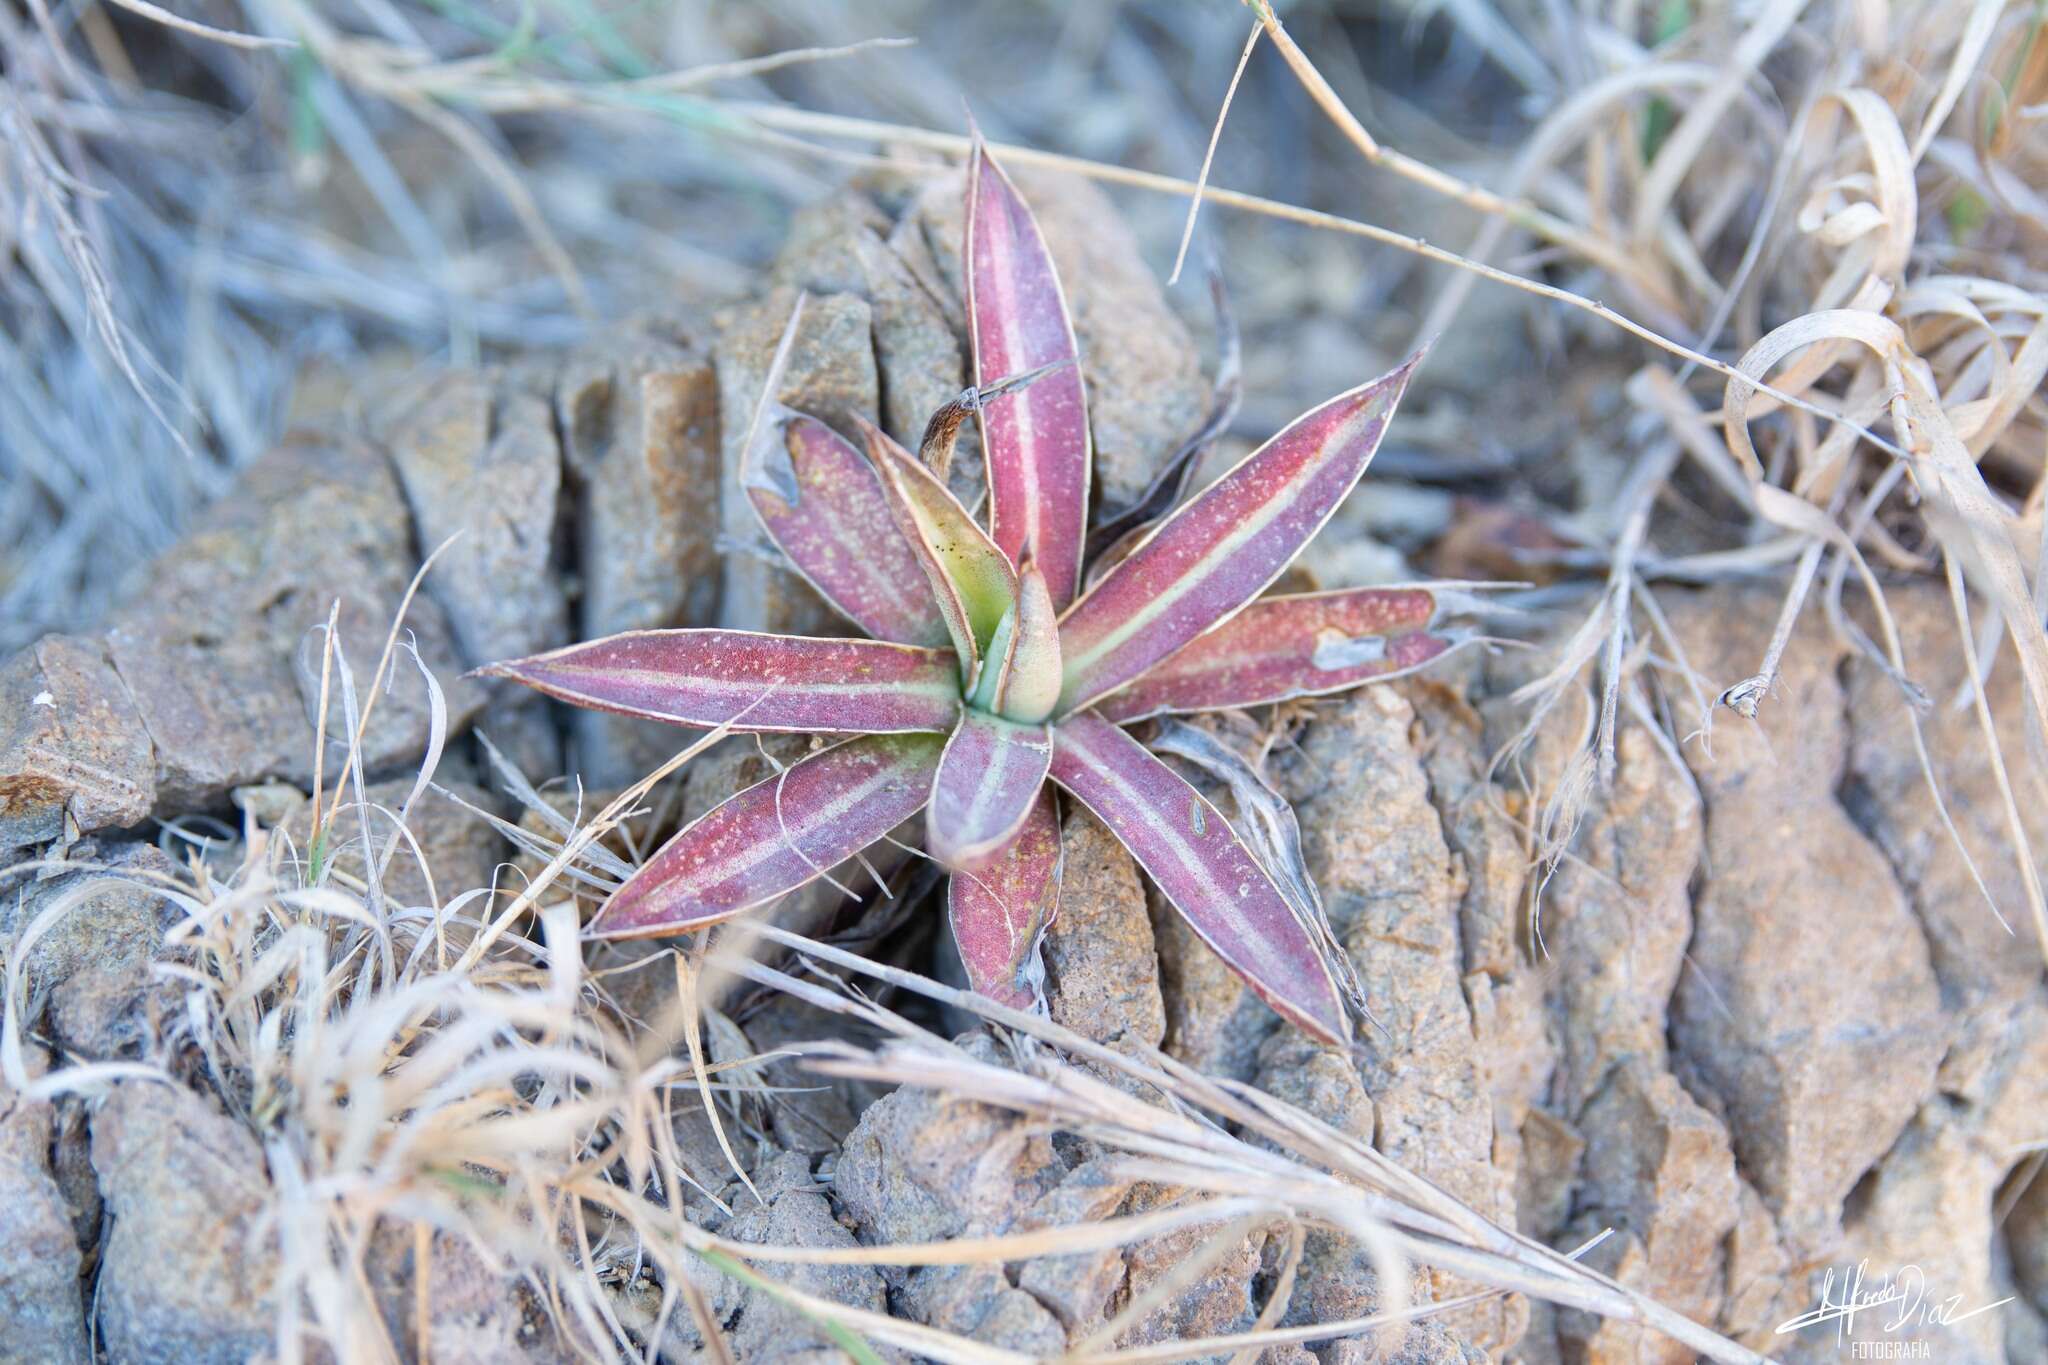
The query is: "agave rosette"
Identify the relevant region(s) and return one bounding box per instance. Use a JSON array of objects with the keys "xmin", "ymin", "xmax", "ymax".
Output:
[{"xmin": 486, "ymin": 141, "xmax": 1452, "ymax": 1043}]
